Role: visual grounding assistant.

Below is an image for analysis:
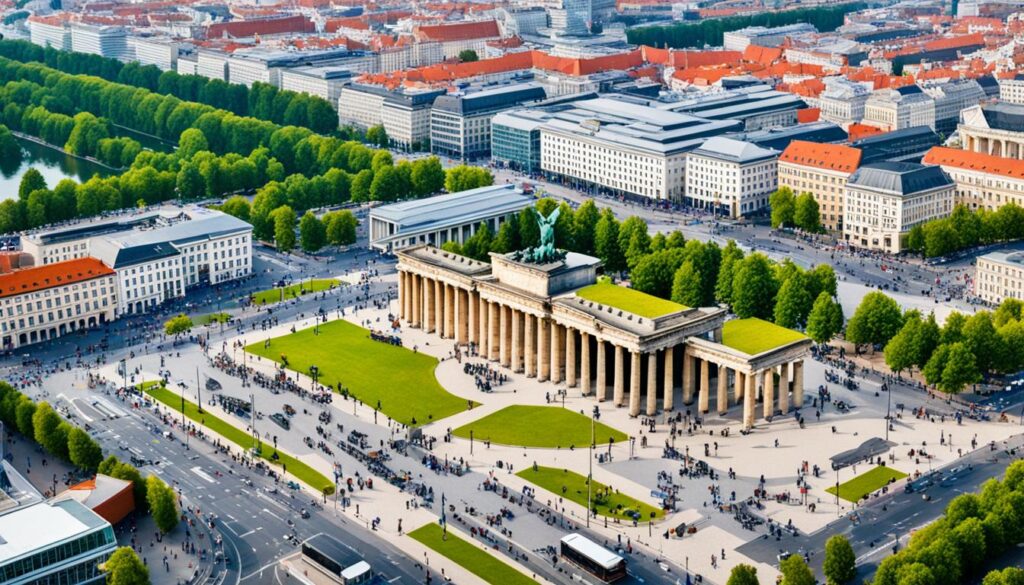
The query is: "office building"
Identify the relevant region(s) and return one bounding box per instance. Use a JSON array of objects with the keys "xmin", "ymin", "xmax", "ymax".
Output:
[
  {"xmin": 843, "ymin": 162, "xmax": 954, "ymax": 253},
  {"xmin": 852, "ymin": 125, "xmax": 941, "ymax": 164},
  {"xmin": 976, "ymin": 250, "xmax": 1024, "ymax": 304},
  {"xmin": 778, "ymin": 140, "xmax": 862, "ymax": 232},
  {"xmin": 657, "ymin": 84, "xmax": 806, "ymax": 131},
  {"xmin": 0, "ymin": 257, "xmax": 117, "ymax": 350},
  {"xmin": 431, "ymin": 83, "xmax": 547, "ymax": 160},
  {"xmin": 339, "ymin": 84, "xmax": 445, "ymax": 149},
  {"xmin": 128, "ymin": 36, "xmax": 178, "ymax": 71},
  {"xmin": 540, "ymin": 98, "xmax": 741, "ymax": 201},
  {"xmin": 369, "ymin": 185, "xmax": 534, "ymax": 253},
  {"xmin": 280, "ymin": 67, "xmax": 353, "ymax": 108},
  {"xmin": 491, "ymin": 109, "xmax": 551, "ymax": 174},
  {"xmin": 722, "ymin": 24, "xmax": 817, "ymax": 51},
  {"xmin": 923, "ymin": 146, "xmax": 1024, "ymax": 211},
  {"xmin": 818, "ymin": 77, "xmax": 872, "ymax": 128},
  {"xmin": 727, "ymin": 121, "xmax": 847, "ymax": 152},
  {"xmin": 70, "ymin": 23, "xmax": 129, "ymax": 61},
  {"xmin": 684, "ymin": 137, "xmax": 778, "ymax": 218},
  {"xmin": 0, "ymin": 499, "xmax": 117, "ymax": 585},
  {"xmin": 921, "ymin": 78, "xmax": 985, "ymax": 136},
  {"xmin": 999, "ymin": 74, "xmax": 1024, "ymax": 104},
  {"xmin": 28, "ymin": 15, "xmax": 71, "ymax": 51},
  {"xmin": 863, "ymin": 85, "xmax": 936, "ymax": 132},
  {"xmin": 550, "ymin": 0, "xmax": 592, "ymax": 36}
]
